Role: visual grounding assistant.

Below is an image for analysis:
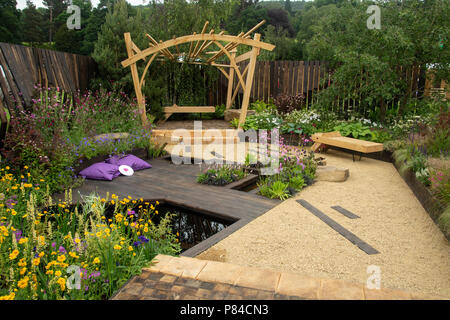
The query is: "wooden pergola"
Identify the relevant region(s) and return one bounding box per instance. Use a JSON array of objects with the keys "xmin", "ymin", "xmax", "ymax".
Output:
[{"xmin": 121, "ymin": 20, "xmax": 275, "ymax": 128}]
